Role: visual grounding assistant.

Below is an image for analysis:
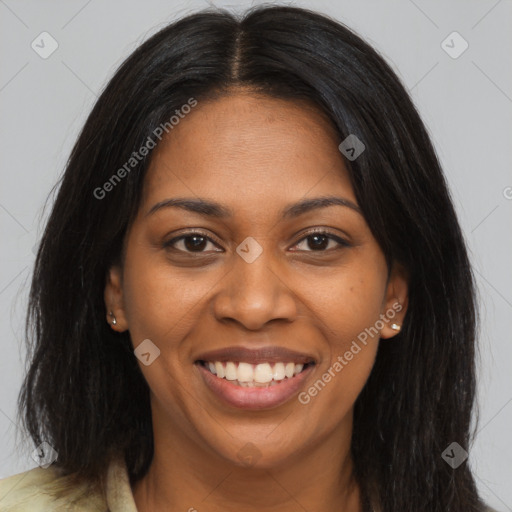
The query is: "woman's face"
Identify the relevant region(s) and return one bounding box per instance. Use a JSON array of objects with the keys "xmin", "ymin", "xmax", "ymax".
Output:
[{"xmin": 105, "ymin": 91, "xmax": 408, "ymax": 469}]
